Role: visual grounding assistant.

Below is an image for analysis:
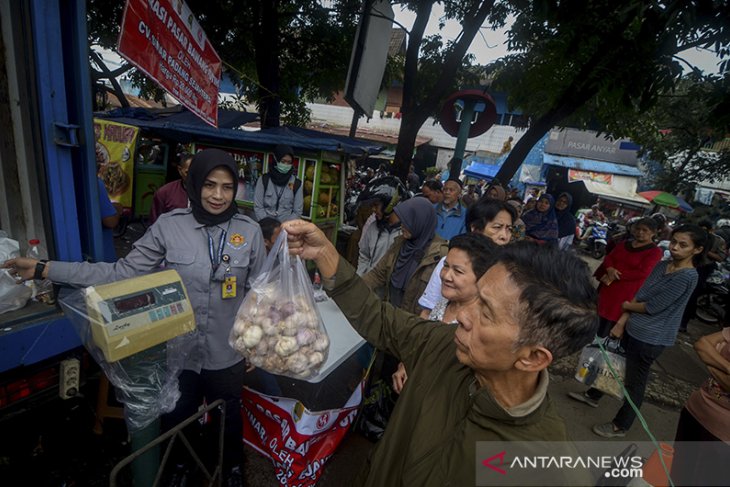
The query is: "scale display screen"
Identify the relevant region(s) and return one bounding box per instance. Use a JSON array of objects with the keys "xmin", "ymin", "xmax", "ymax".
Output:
[{"xmin": 114, "ymin": 292, "xmax": 155, "ymax": 314}]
